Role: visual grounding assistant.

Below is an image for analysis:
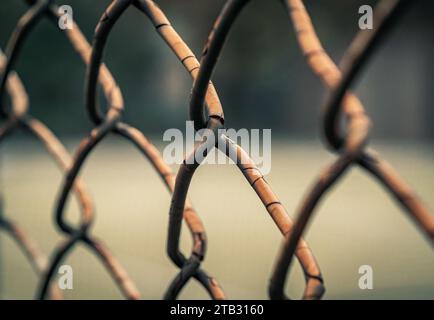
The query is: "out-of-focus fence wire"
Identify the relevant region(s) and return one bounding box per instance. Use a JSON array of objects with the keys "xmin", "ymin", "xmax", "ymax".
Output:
[{"xmin": 0, "ymin": 0, "xmax": 432, "ymax": 300}]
